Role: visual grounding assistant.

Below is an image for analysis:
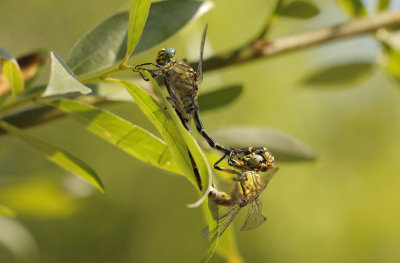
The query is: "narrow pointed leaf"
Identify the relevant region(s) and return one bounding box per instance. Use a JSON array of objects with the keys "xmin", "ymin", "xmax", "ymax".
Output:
[
  {"xmin": 115, "ymin": 80, "xmax": 189, "ymax": 176},
  {"xmin": 41, "ymin": 98, "xmax": 178, "ymax": 174},
  {"xmin": 134, "ymin": 1, "xmax": 213, "ymax": 54},
  {"xmin": 336, "ymin": 0, "xmax": 367, "ymax": 17},
  {"xmin": 115, "ymin": 74, "xmax": 212, "ymax": 205},
  {"xmin": 67, "ymin": 11, "xmax": 129, "ymax": 78},
  {"xmin": 303, "ymin": 62, "xmax": 375, "ymax": 89},
  {"xmin": 125, "ymin": 0, "xmax": 151, "ymax": 59},
  {"xmin": 211, "ymin": 126, "xmax": 317, "ymax": 162},
  {"xmin": 278, "ymin": 1, "xmax": 320, "ymax": 19},
  {"xmin": 143, "ymin": 72, "xmax": 212, "ymax": 207},
  {"xmin": 0, "ymin": 48, "xmax": 24, "ymax": 100},
  {"xmin": 198, "ymin": 84, "xmax": 243, "ymax": 112},
  {"xmin": 44, "ymin": 52, "xmax": 91, "ymax": 96},
  {"xmin": 0, "ymin": 121, "xmax": 104, "ymax": 193},
  {"xmin": 114, "ymin": 79, "xmax": 209, "ymax": 193},
  {"xmin": 67, "ymin": 1, "xmax": 212, "ymax": 79},
  {"xmin": 199, "ymin": 200, "xmax": 220, "ymax": 263},
  {"xmin": 382, "ymin": 42, "xmax": 400, "ymax": 87}
]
